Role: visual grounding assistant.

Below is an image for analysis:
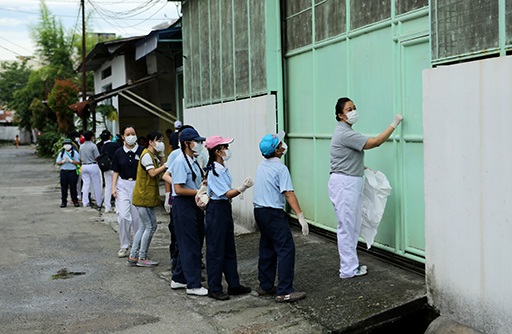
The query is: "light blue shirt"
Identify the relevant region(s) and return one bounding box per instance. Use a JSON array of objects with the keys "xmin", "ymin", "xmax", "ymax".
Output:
[
  {"xmin": 165, "ymin": 149, "xmax": 181, "ymax": 169},
  {"xmin": 170, "ymin": 153, "xmax": 203, "ymax": 196},
  {"xmin": 56, "ymin": 149, "xmax": 80, "ymax": 170},
  {"xmin": 253, "ymin": 157, "xmax": 294, "ymax": 209},
  {"xmin": 207, "ymin": 162, "xmax": 232, "ymax": 200}
]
